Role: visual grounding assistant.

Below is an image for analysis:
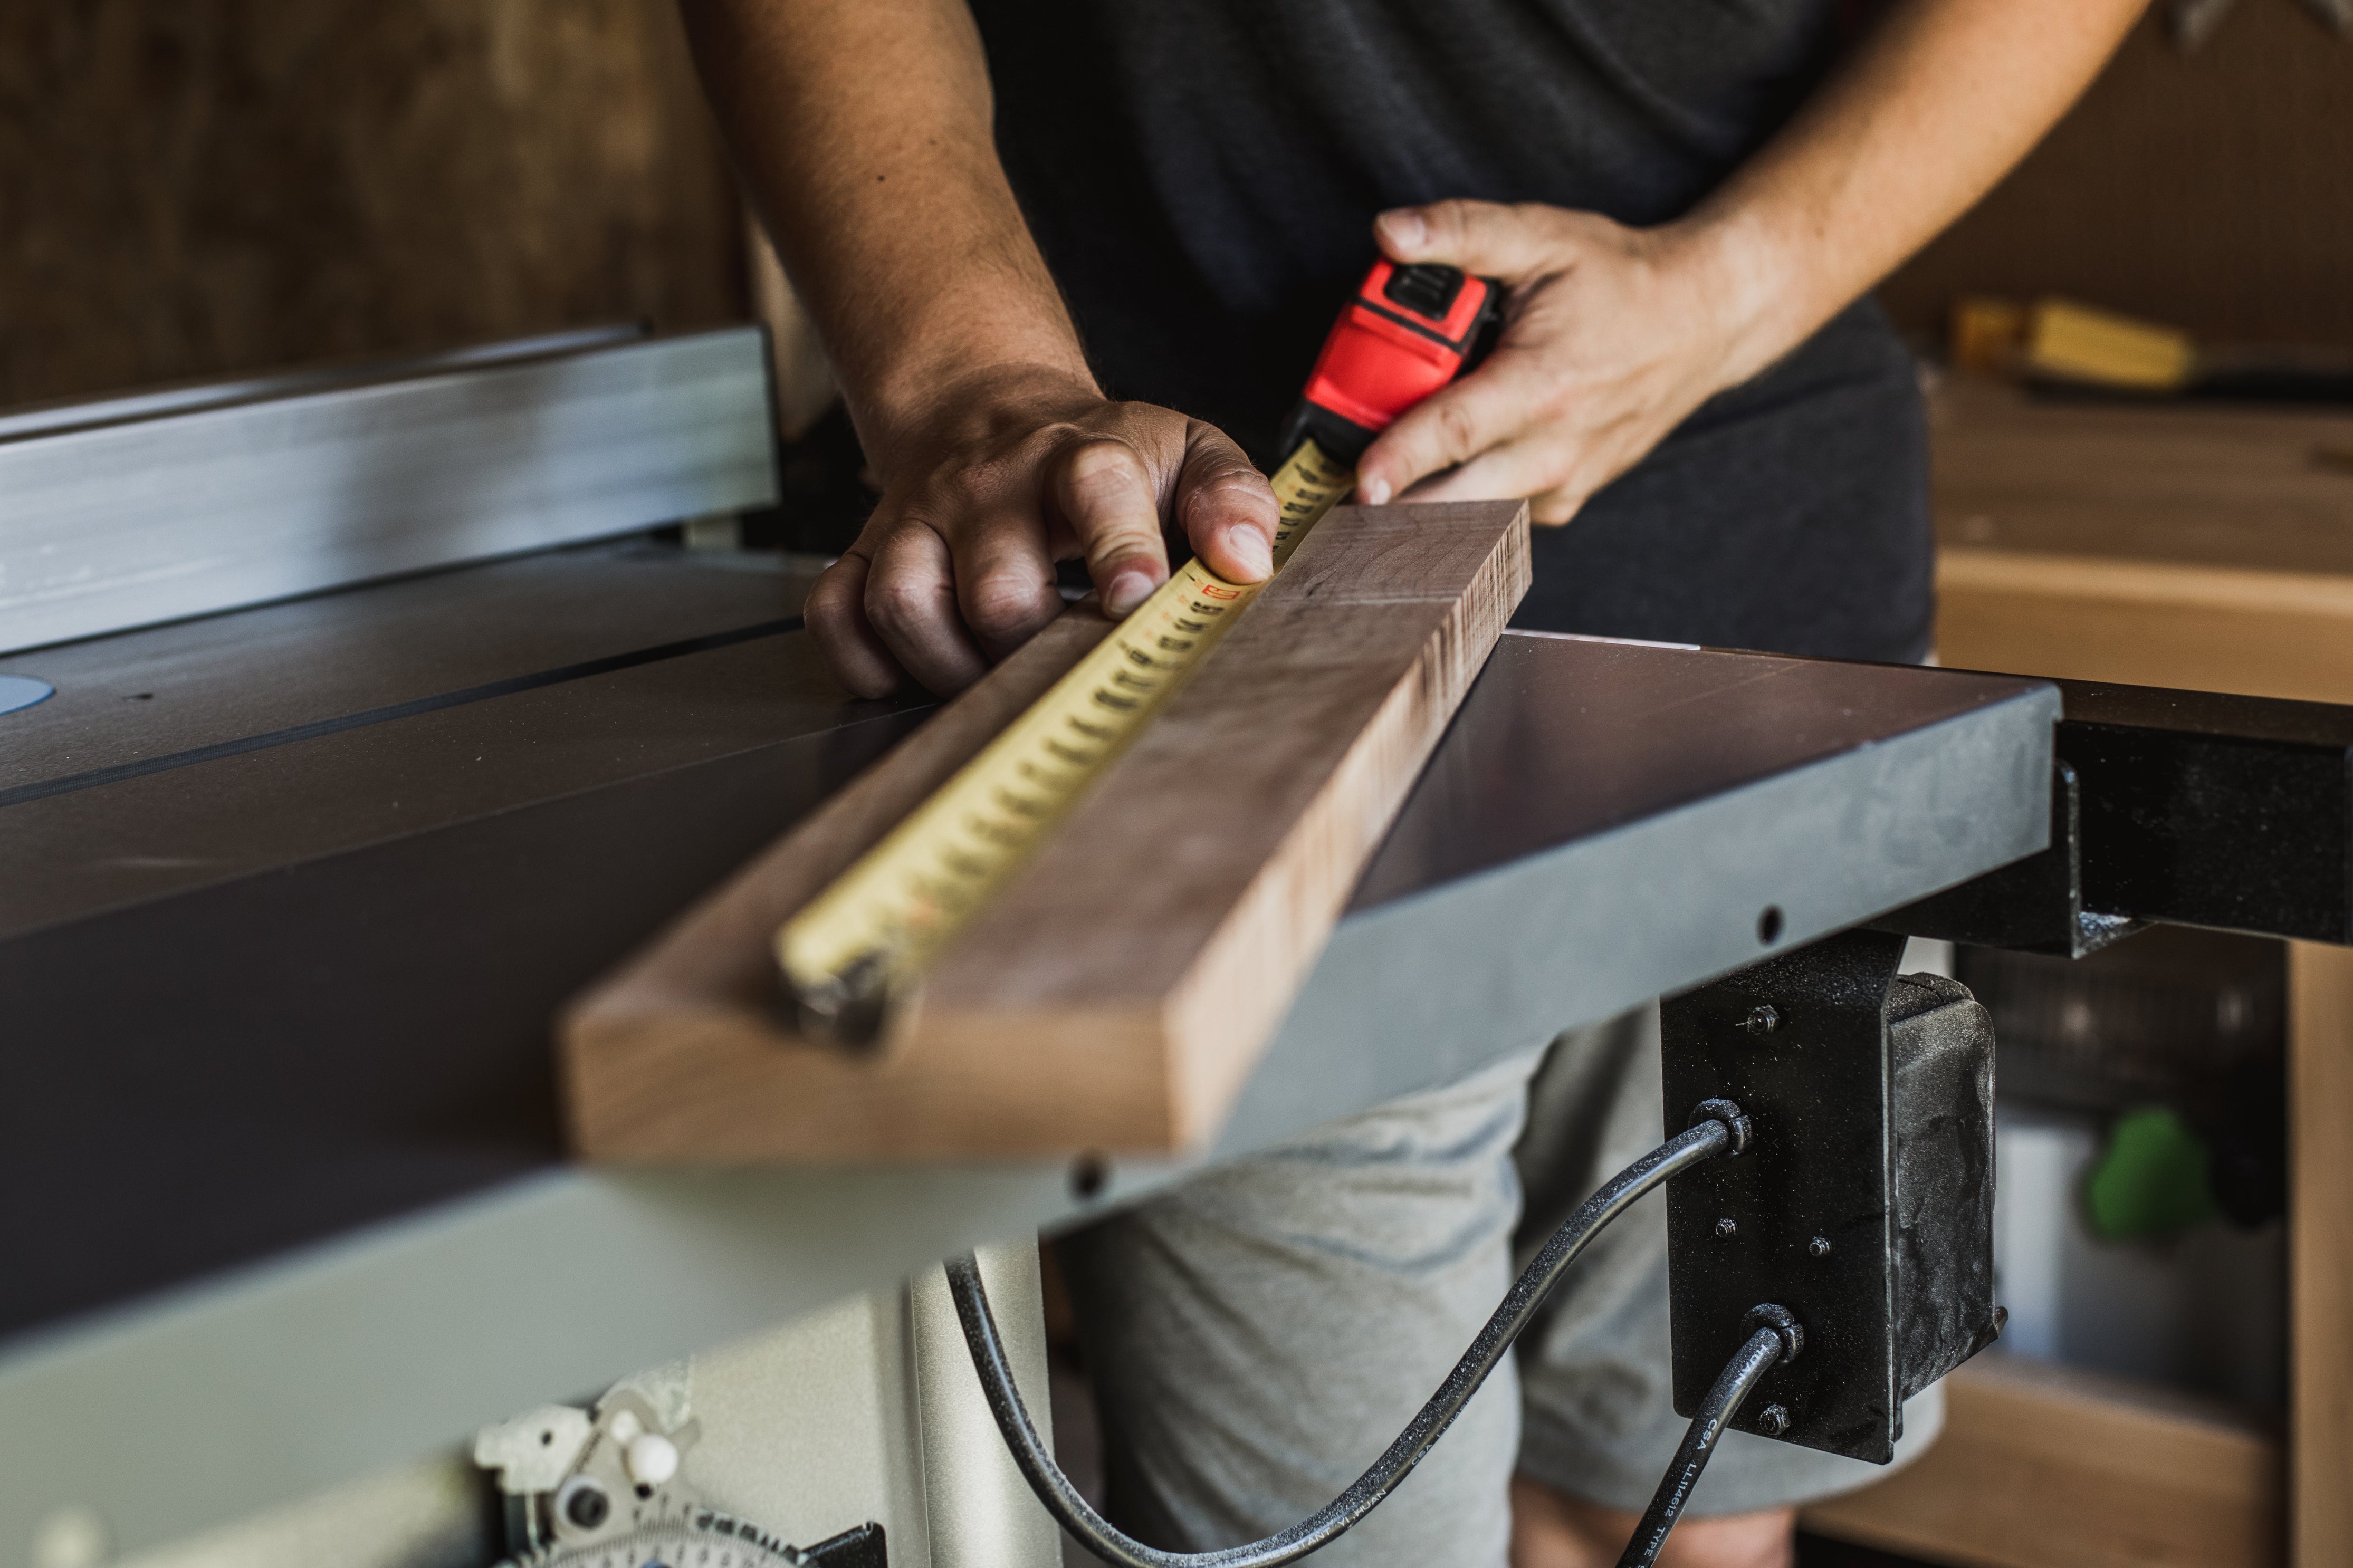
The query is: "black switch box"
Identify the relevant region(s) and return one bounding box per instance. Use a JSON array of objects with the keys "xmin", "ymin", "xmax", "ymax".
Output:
[{"xmin": 1662, "ymin": 930, "xmax": 2000, "ymax": 1464}]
